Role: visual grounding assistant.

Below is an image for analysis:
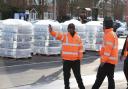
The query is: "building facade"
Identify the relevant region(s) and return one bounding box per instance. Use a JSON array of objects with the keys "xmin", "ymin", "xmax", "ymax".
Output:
[
  {"xmin": 2, "ymin": 0, "xmax": 125, "ymax": 21},
  {"xmin": 4, "ymin": 0, "xmax": 44, "ymax": 20}
]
